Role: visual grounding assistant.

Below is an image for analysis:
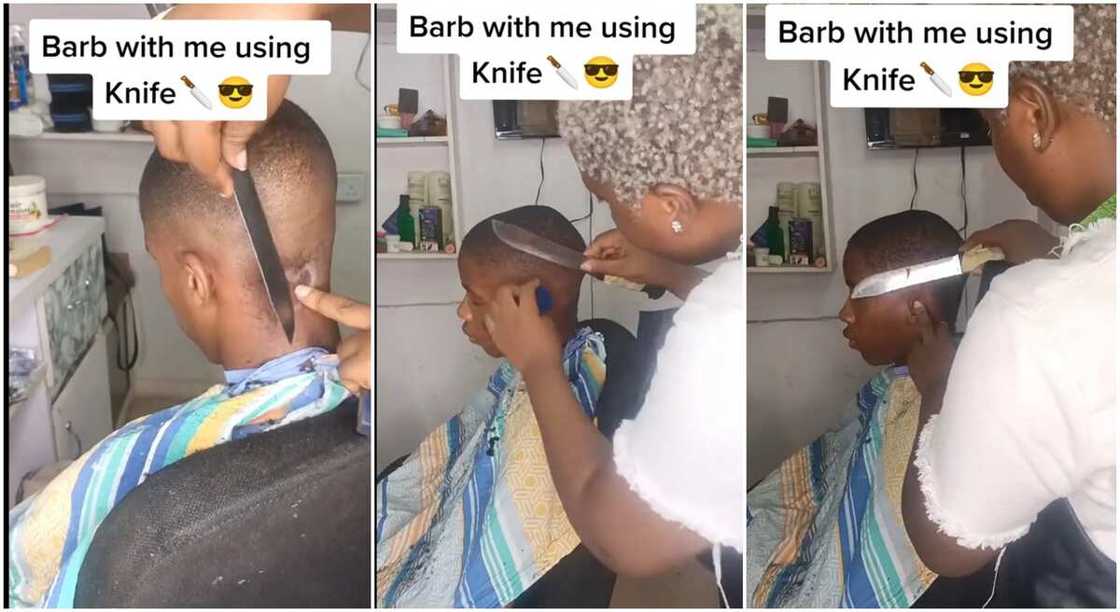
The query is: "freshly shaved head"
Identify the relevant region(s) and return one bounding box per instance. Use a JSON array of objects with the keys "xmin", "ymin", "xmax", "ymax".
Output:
[
  {"xmin": 460, "ymin": 205, "xmax": 586, "ymax": 290},
  {"xmin": 840, "ymin": 210, "xmax": 965, "ymax": 366},
  {"xmin": 457, "ymin": 206, "xmax": 586, "ymax": 358},
  {"xmin": 140, "ymin": 100, "xmax": 337, "ymax": 288},
  {"xmin": 139, "ymin": 100, "xmax": 339, "ymax": 366},
  {"xmin": 847, "ymin": 210, "xmax": 965, "ymax": 317}
]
